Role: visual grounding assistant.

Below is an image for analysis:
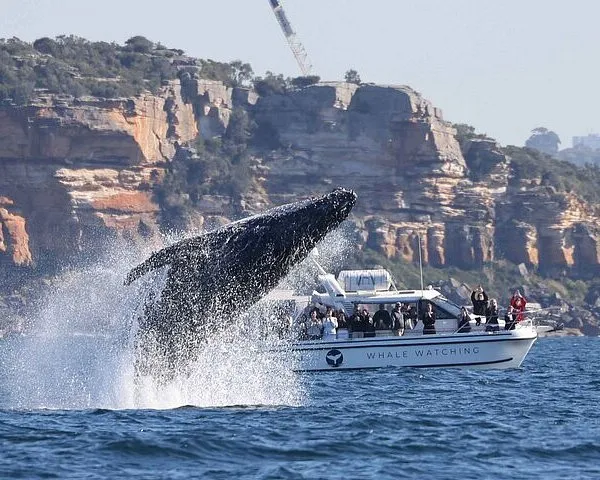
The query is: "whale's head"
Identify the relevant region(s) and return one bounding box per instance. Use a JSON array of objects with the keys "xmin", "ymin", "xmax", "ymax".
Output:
[
  {"xmin": 207, "ymin": 187, "xmax": 357, "ymax": 304},
  {"xmin": 231, "ymin": 187, "xmax": 357, "ymax": 264},
  {"xmin": 126, "ymin": 187, "xmax": 356, "ymax": 316}
]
